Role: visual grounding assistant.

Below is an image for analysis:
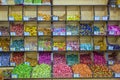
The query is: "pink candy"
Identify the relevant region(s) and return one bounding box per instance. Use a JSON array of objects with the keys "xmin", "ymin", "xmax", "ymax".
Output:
[
  {"xmin": 67, "ymin": 41, "xmax": 79, "ymax": 51},
  {"xmin": 108, "ymin": 25, "xmax": 120, "ymax": 35},
  {"xmin": 53, "ymin": 63, "xmax": 72, "ymax": 78}
]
